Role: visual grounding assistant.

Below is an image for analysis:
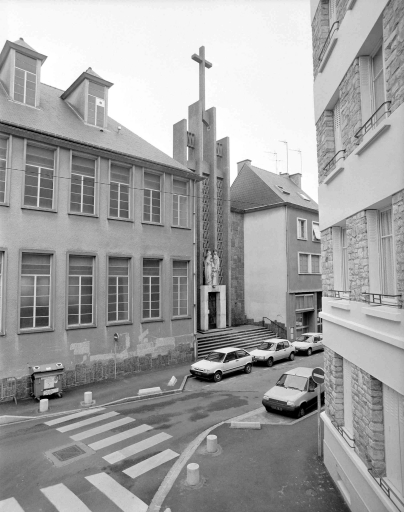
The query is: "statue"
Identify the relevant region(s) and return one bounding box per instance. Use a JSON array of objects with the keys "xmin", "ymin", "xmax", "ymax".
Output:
[
  {"xmin": 204, "ymin": 250, "xmax": 213, "ymax": 285},
  {"xmin": 212, "ymin": 250, "xmax": 220, "ymax": 286}
]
